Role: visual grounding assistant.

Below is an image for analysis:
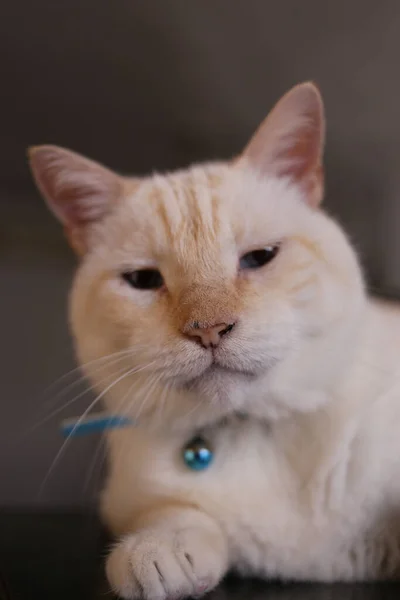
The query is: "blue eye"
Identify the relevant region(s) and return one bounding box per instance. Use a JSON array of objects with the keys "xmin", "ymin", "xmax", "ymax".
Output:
[
  {"xmin": 240, "ymin": 245, "xmax": 280, "ymax": 270},
  {"xmin": 122, "ymin": 269, "xmax": 164, "ymax": 290}
]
